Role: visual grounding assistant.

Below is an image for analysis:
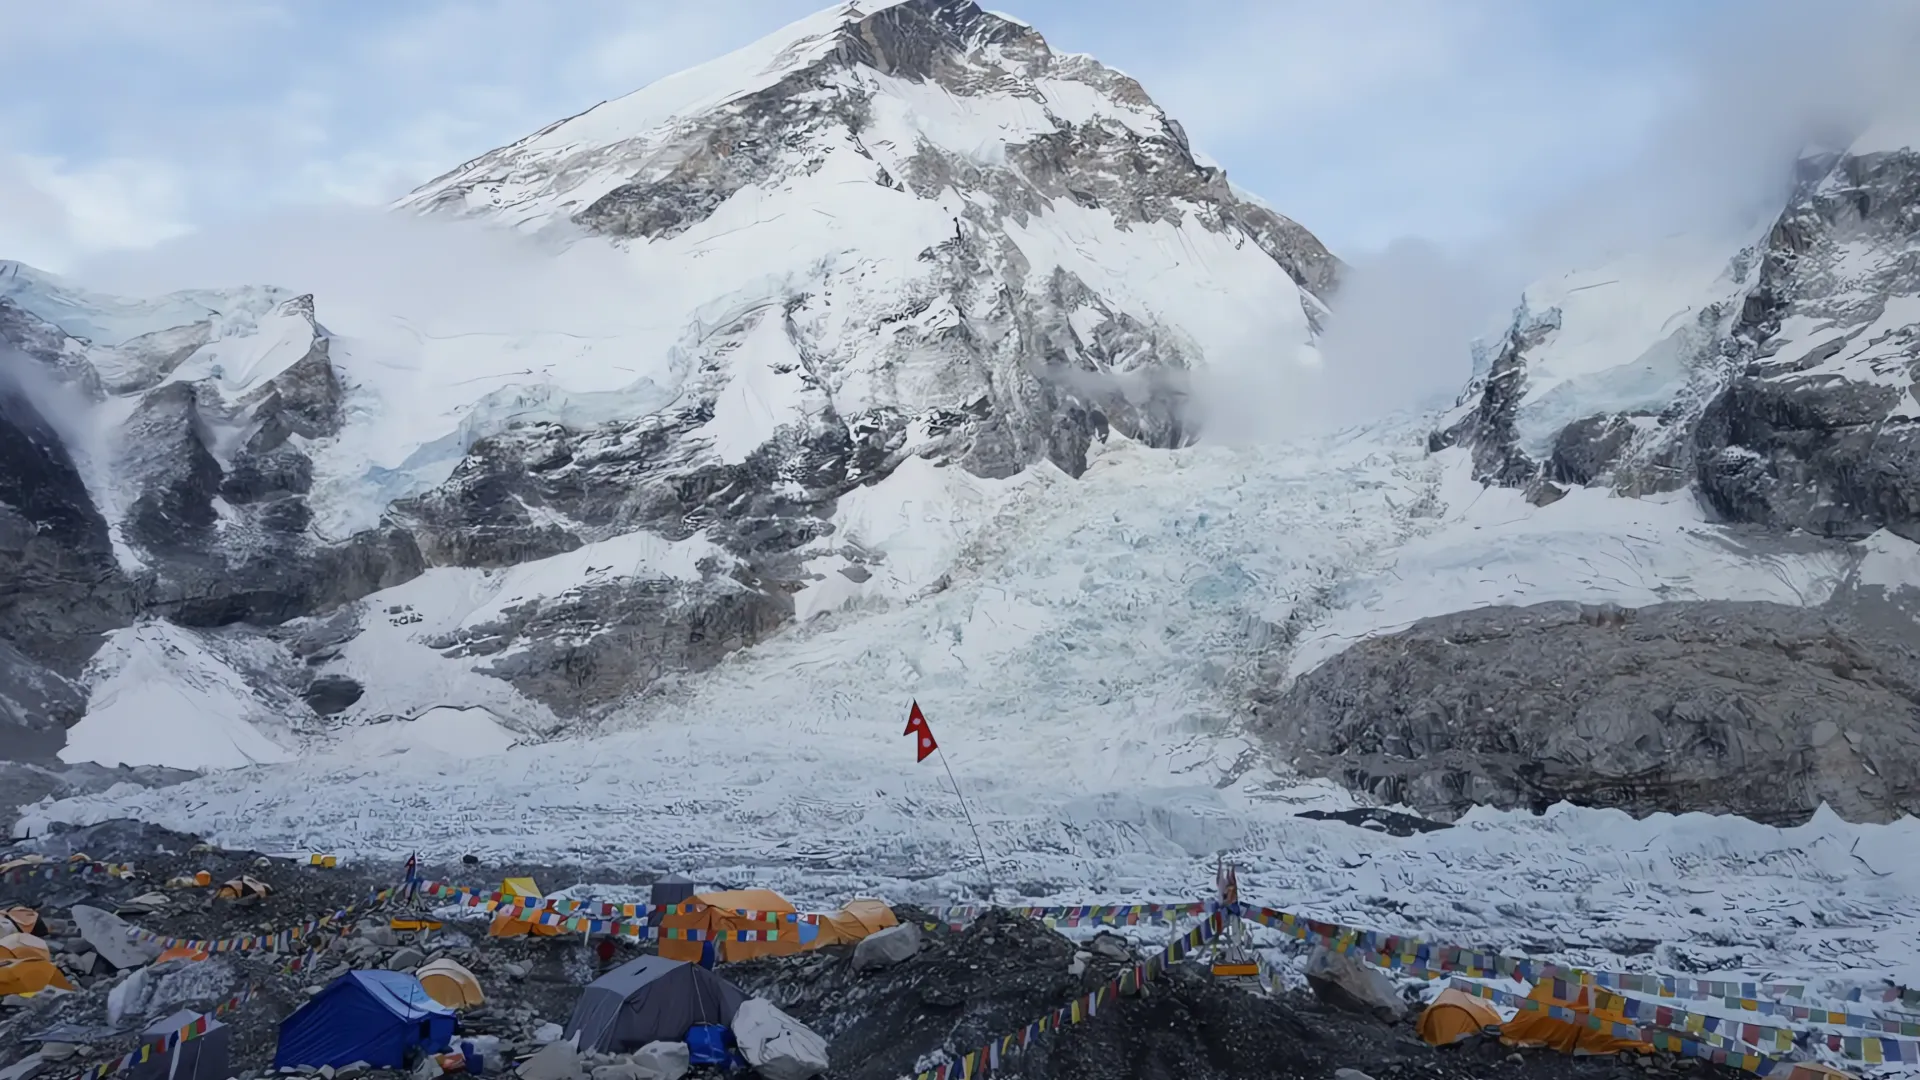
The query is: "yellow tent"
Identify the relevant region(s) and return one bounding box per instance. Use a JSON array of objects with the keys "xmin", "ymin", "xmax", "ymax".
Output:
[
  {"xmin": 215, "ymin": 876, "xmax": 272, "ymax": 901},
  {"xmin": 418, "ymin": 958, "xmax": 485, "ymax": 1009},
  {"xmin": 0, "ymin": 958, "xmax": 74, "ymax": 996},
  {"xmin": 1418, "ymin": 987, "xmax": 1503, "ymax": 1046},
  {"xmin": 0, "ymin": 933, "xmax": 51, "ymax": 963},
  {"xmin": 814, "ymin": 899, "xmax": 897, "ymax": 949},
  {"xmin": 659, "ymin": 889, "xmax": 805, "ymax": 964},
  {"xmin": 489, "ymin": 877, "xmax": 562, "ymax": 938},
  {"xmin": 1500, "ymin": 981, "xmax": 1650, "ymax": 1056}
]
